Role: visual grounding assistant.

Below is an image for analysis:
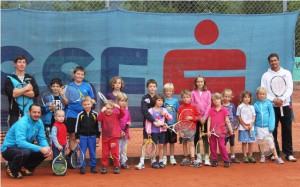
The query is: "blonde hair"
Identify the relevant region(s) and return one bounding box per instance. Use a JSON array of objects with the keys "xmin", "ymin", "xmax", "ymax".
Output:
[
  {"xmin": 212, "ymin": 92, "xmax": 223, "ymax": 100},
  {"xmin": 256, "ymin": 87, "xmax": 267, "ymax": 95},
  {"xmin": 105, "ymin": 100, "xmax": 115, "ymax": 107},
  {"xmin": 163, "ymin": 83, "xmax": 174, "ymax": 91},
  {"xmin": 222, "ymin": 89, "xmax": 233, "ymax": 96},
  {"xmin": 109, "ymin": 76, "xmax": 124, "ymax": 91},
  {"xmin": 116, "ymin": 92, "xmax": 128, "ymax": 108},
  {"xmin": 181, "ymin": 89, "xmax": 191, "ymax": 98},
  {"xmin": 55, "ymin": 110, "xmax": 65, "ymax": 116},
  {"xmin": 81, "ymin": 95, "xmax": 93, "ymax": 104}
]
